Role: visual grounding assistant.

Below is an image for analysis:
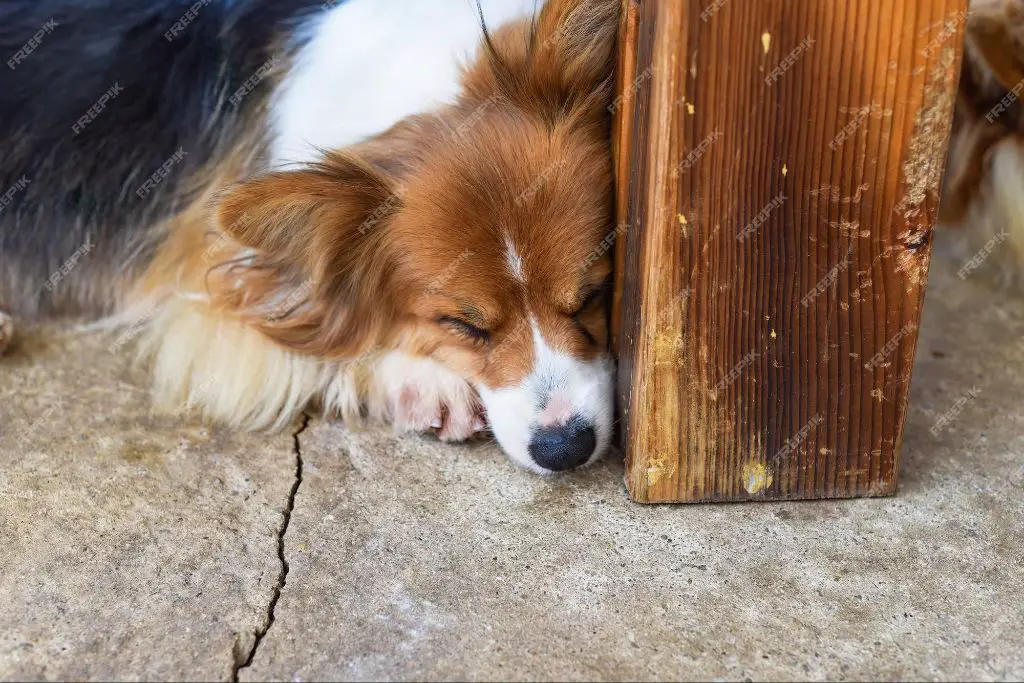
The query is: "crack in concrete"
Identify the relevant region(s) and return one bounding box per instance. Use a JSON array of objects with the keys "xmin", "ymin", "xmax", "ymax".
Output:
[{"xmin": 231, "ymin": 413, "xmax": 310, "ymax": 682}]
